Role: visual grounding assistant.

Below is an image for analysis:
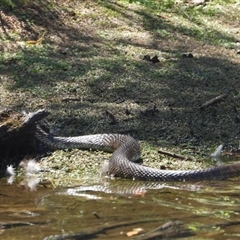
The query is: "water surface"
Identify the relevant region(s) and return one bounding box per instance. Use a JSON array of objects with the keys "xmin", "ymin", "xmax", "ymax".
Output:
[{"xmin": 1, "ymin": 176, "xmax": 240, "ymax": 239}]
